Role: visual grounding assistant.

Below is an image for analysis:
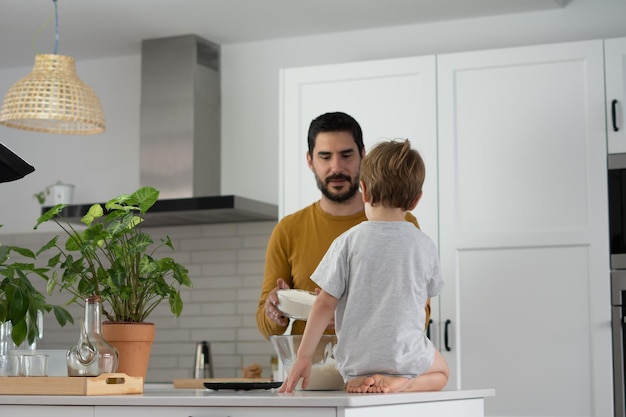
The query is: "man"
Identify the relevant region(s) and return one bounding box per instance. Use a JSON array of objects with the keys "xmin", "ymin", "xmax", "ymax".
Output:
[{"xmin": 257, "ymin": 112, "xmax": 427, "ymax": 338}]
